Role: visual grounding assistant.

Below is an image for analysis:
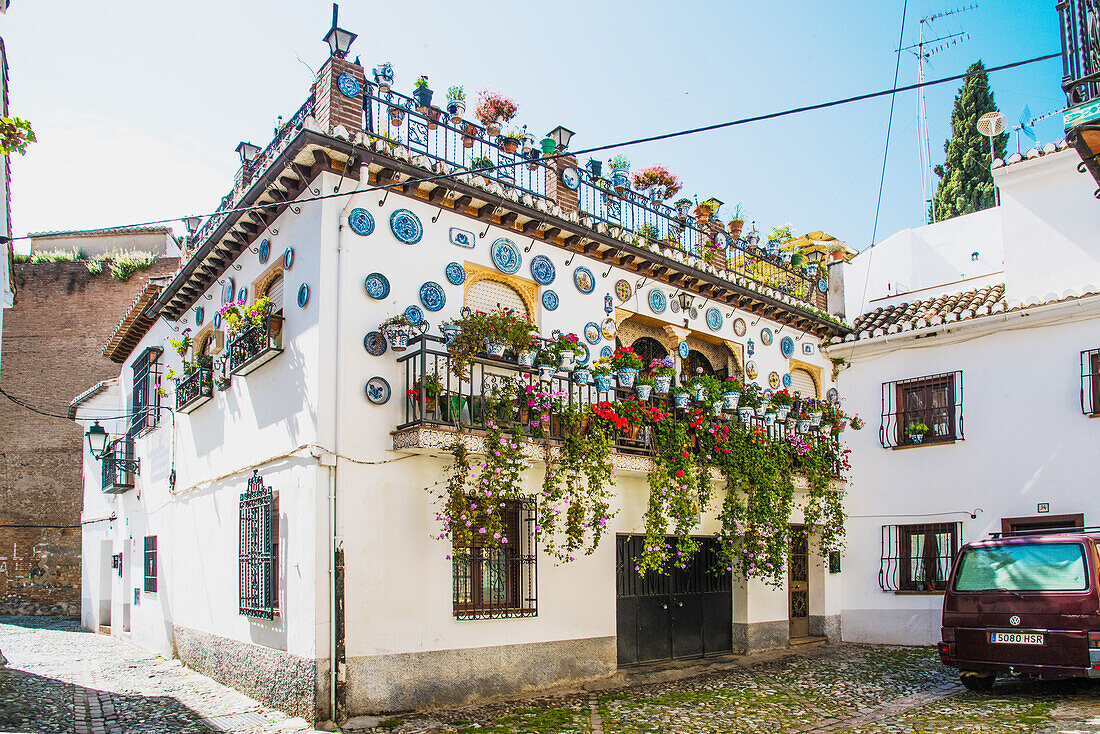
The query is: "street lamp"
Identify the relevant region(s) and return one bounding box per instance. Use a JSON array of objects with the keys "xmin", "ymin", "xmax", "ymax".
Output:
[
  {"xmin": 547, "ymin": 125, "xmax": 575, "ymax": 152},
  {"xmin": 676, "ymin": 291, "xmax": 695, "ymax": 312},
  {"xmin": 236, "ymin": 141, "xmax": 261, "ymax": 164},
  {"xmin": 183, "ymin": 216, "xmax": 202, "ymax": 236},
  {"xmin": 86, "ymin": 421, "xmax": 109, "ymax": 458},
  {"xmin": 322, "ymin": 3, "xmax": 357, "ymax": 59}
]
